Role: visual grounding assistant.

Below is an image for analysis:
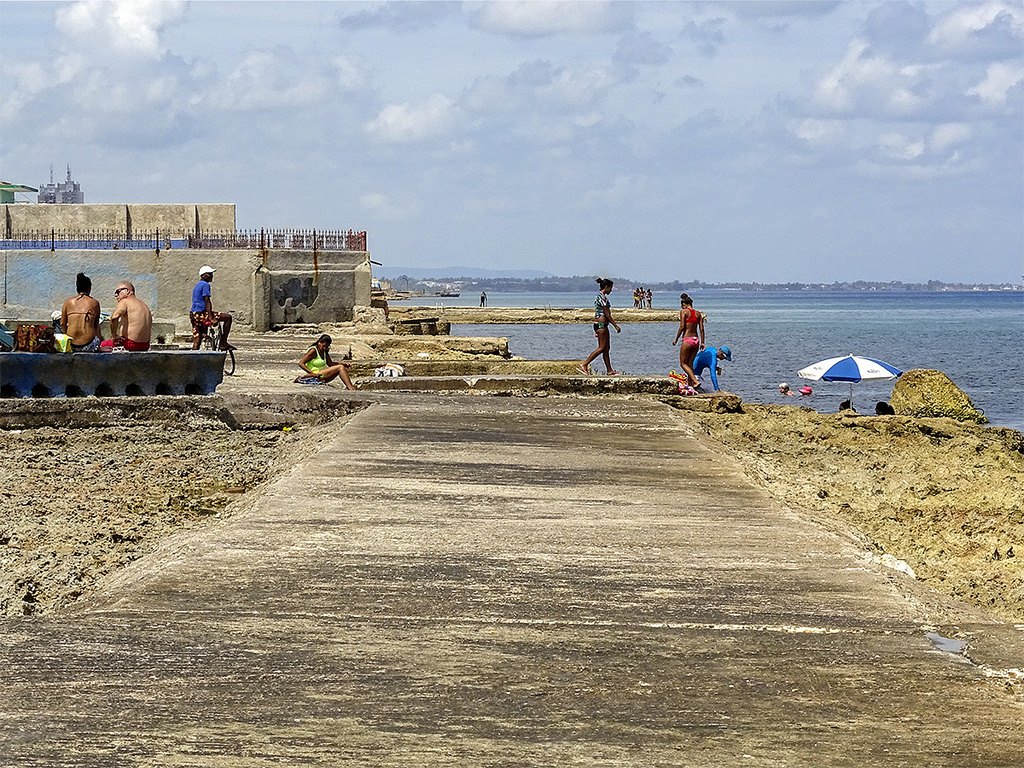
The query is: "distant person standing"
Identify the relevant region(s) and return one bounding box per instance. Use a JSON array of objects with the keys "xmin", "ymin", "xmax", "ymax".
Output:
[
  {"xmin": 100, "ymin": 281, "xmax": 153, "ymax": 351},
  {"xmin": 480, "ymin": 291, "xmax": 487, "ymax": 307},
  {"xmin": 672, "ymin": 293, "xmax": 704, "ymax": 387},
  {"xmin": 60, "ymin": 273, "xmax": 103, "ymax": 352},
  {"xmin": 578, "ymin": 277, "xmax": 621, "ymax": 375},
  {"xmin": 645, "ymin": 288, "xmax": 653, "ymax": 309},
  {"xmin": 190, "ymin": 265, "xmax": 234, "ymax": 350}
]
